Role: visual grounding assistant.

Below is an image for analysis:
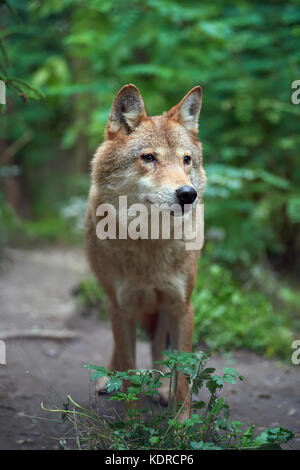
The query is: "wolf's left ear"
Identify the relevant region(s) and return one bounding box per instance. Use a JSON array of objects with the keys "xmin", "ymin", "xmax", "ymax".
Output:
[
  {"xmin": 106, "ymin": 84, "xmax": 146, "ymax": 136},
  {"xmin": 168, "ymin": 86, "xmax": 202, "ymax": 133}
]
